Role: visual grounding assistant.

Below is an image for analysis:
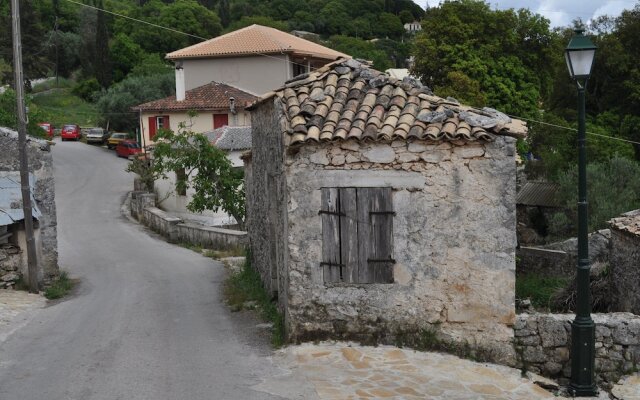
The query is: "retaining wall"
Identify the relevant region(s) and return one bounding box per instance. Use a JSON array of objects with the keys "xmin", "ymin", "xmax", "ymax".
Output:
[
  {"xmin": 515, "ymin": 313, "xmax": 640, "ymax": 386},
  {"xmin": 129, "ymin": 191, "xmax": 247, "ymax": 250}
]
